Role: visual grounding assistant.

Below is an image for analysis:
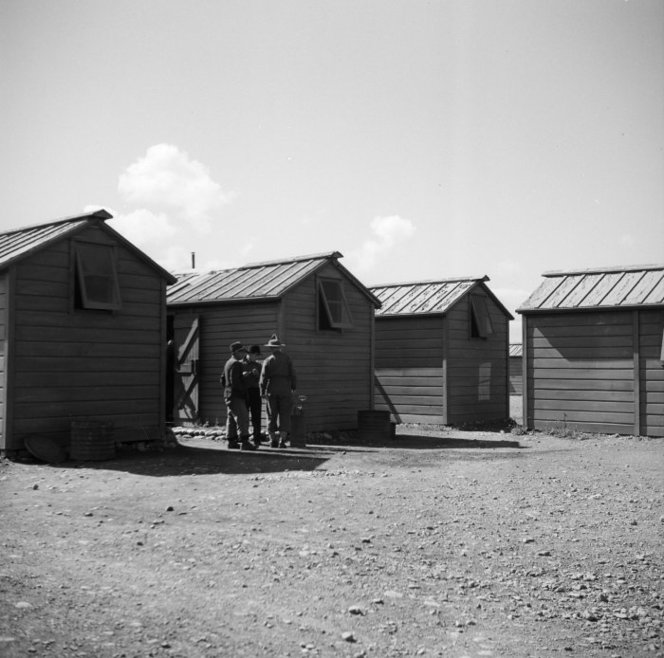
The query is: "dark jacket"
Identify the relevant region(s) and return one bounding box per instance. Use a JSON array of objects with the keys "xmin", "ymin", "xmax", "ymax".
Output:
[
  {"xmin": 259, "ymin": 351, "xmax": 296, "ymax": 396},
  {"xmin": 223, "ymin": 356, "xmax": 248, "ymax": 401}
]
